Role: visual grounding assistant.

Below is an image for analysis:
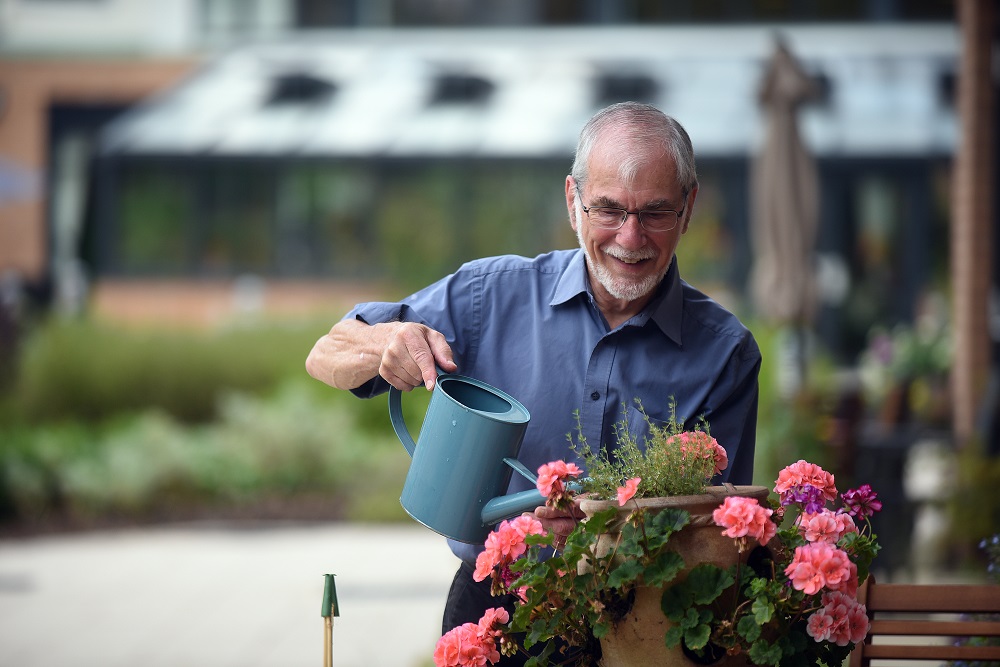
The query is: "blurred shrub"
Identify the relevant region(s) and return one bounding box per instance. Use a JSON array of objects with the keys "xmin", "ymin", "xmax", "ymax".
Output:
[
  {"xmin": 948, "ymin": 440, "xmax": 1000, "ymax": 554},
  {"xmin": 0, "ymin": 317, "xmax": 438, "ymax": 528},
  {"xmin": 9, "ymin": 318, "xmax": 331, "ymax": 424},
  {"xmin": 0, "ymin": 379, "xmax": 417, "ymax": 526}
]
